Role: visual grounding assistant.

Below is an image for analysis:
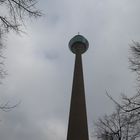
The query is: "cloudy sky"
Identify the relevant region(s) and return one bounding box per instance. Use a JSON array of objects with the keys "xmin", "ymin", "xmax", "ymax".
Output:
[{"xmin": 0, "ymin": 0, "xmax": 140, "ymax": 140}]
